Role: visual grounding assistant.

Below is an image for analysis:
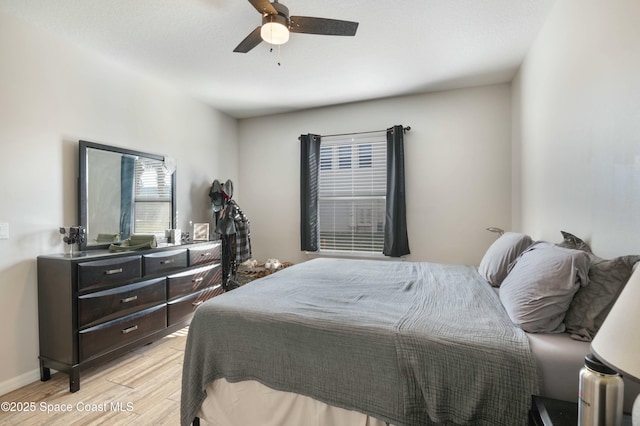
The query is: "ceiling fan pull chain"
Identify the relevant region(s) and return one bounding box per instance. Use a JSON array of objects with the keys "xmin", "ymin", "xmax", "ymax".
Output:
[{"xmin": 269, "ymin": 43, "xmax": 282, "ymax": 66}]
